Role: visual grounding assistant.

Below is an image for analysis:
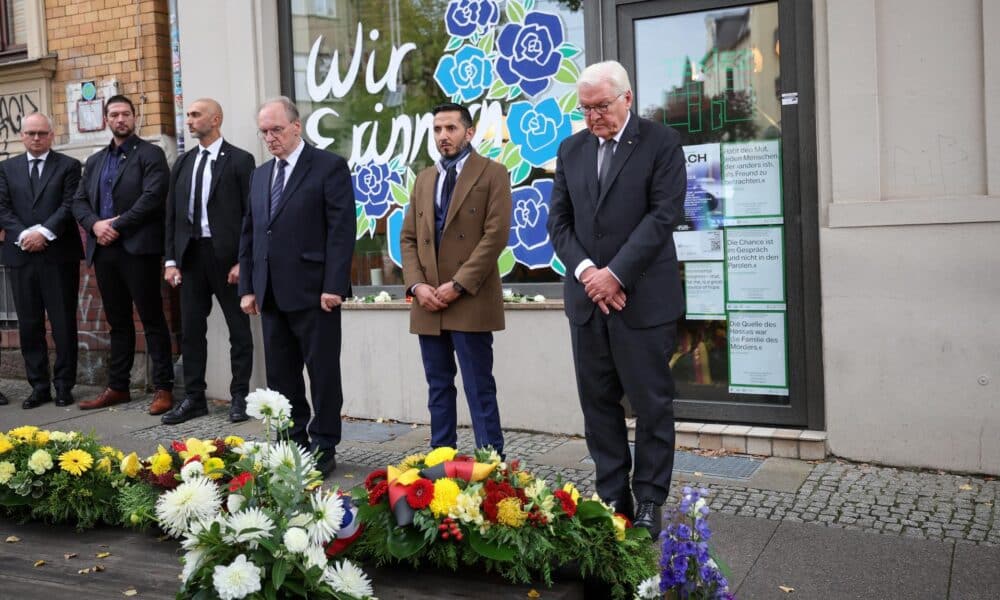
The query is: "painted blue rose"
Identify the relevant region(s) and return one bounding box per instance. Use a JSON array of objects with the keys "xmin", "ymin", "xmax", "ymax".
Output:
[
  {"xmin": 434, "ymin": 45, "xmax": 494, "ymax": 103},
  {"xmin": 496, "ymin": 11, "xmax": 564, "ymax": 97},
  {"xmin": 353, "ymin": 162, "xmax": 403, "ymax": 220},
  {"xmin": 507, "ymin": 98, "xmax": 571, "ymax": 167},
  {"xmin": 507, "ymin": 179, "xmax": 555, "ymax": 269},
  {"xmin": 445, "ymin": 0, "xmax": 501, "ymax": 39}
]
